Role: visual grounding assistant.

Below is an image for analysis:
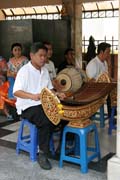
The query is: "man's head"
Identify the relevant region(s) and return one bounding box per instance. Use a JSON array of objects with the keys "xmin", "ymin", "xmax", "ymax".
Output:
[
  {"xmin": 30, "ymin": 42, "xmax": 48, "ymax": 69},
  {"xmin": 43, "ymin": 41, "xmax": 53, "ymax": 61},
  {"xmin": 97, "ymin": 42, "xmax": 111, "ymax": 62},
  {"xmin": 64, "ymin": 48, "xmax": 75, "ymax": 65}
]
